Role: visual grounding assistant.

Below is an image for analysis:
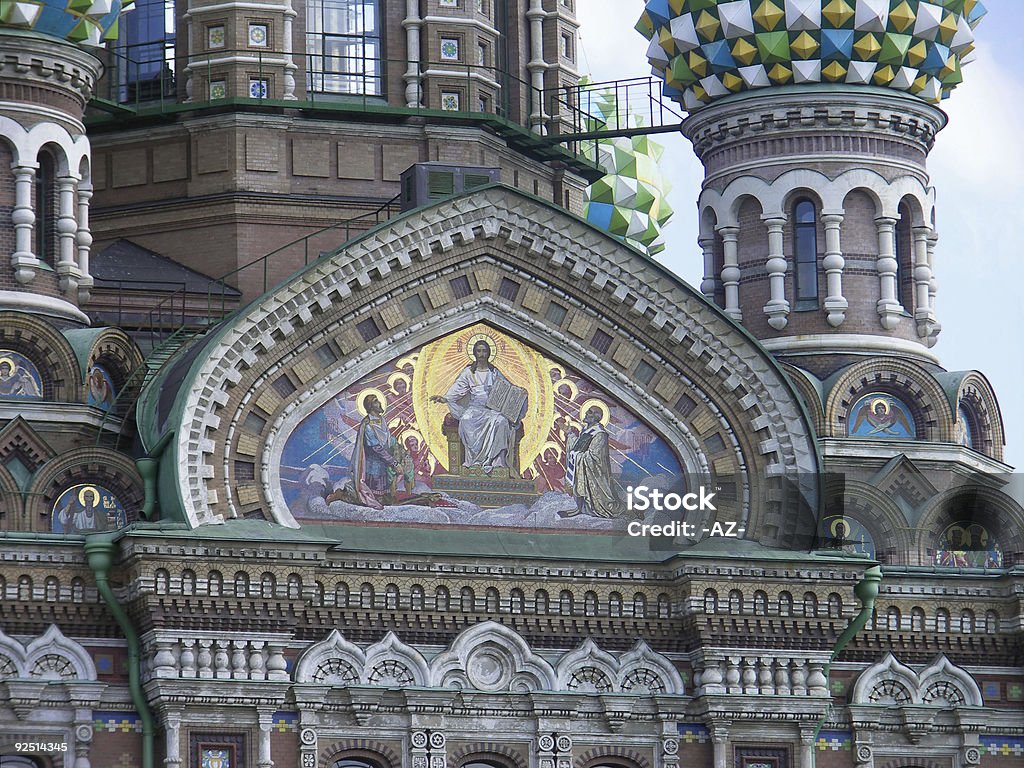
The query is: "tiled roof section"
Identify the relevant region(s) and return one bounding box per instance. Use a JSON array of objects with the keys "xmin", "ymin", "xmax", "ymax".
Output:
[{"xmin": 92, "ymin": 239, "xmax": 241, "ymax": 296}]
